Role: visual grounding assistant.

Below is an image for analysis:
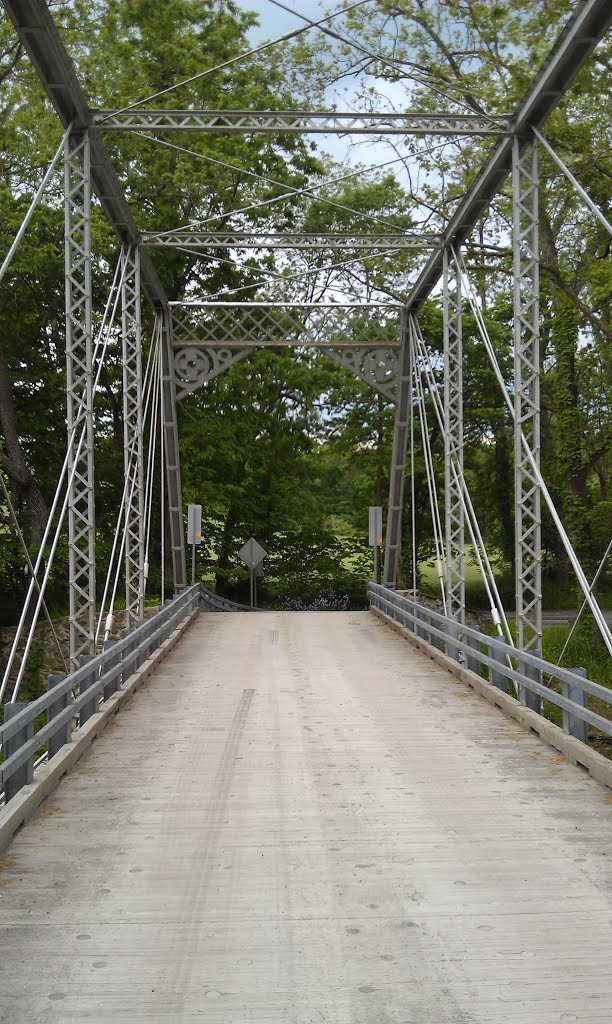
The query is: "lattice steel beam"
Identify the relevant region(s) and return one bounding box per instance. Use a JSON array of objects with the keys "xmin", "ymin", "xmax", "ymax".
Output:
[
  {"xmin": 143, "ymin": 232, "xmax": 440, "ymax": 251},
  {"xmin": 160, "ymin": 311, "xmax": 187, "ymax": 589},
  {"xmin": 121, "ymin": 245, "xmax": 144, "ymax": 625},
  {"xmin": 443, "ymin": 249, "xmax": 465, "ymax": 622},
  {"xmin": 64, "ymin": 131, "xmax": 95, "ymax": 669},
  {"xmin": 94, "ymin": 110, "xmax": 511, "ymax": 136},
  {"xmin": 171, "ymin": 303, "xmax": 401, "ymax": 351},
  {"xmin": 512, "ymin": 140, "xmax": 542, "ymax": 655},
  {"xmin": 384, "ymin": 313, "xmax": 412, "ymax": 587}
]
